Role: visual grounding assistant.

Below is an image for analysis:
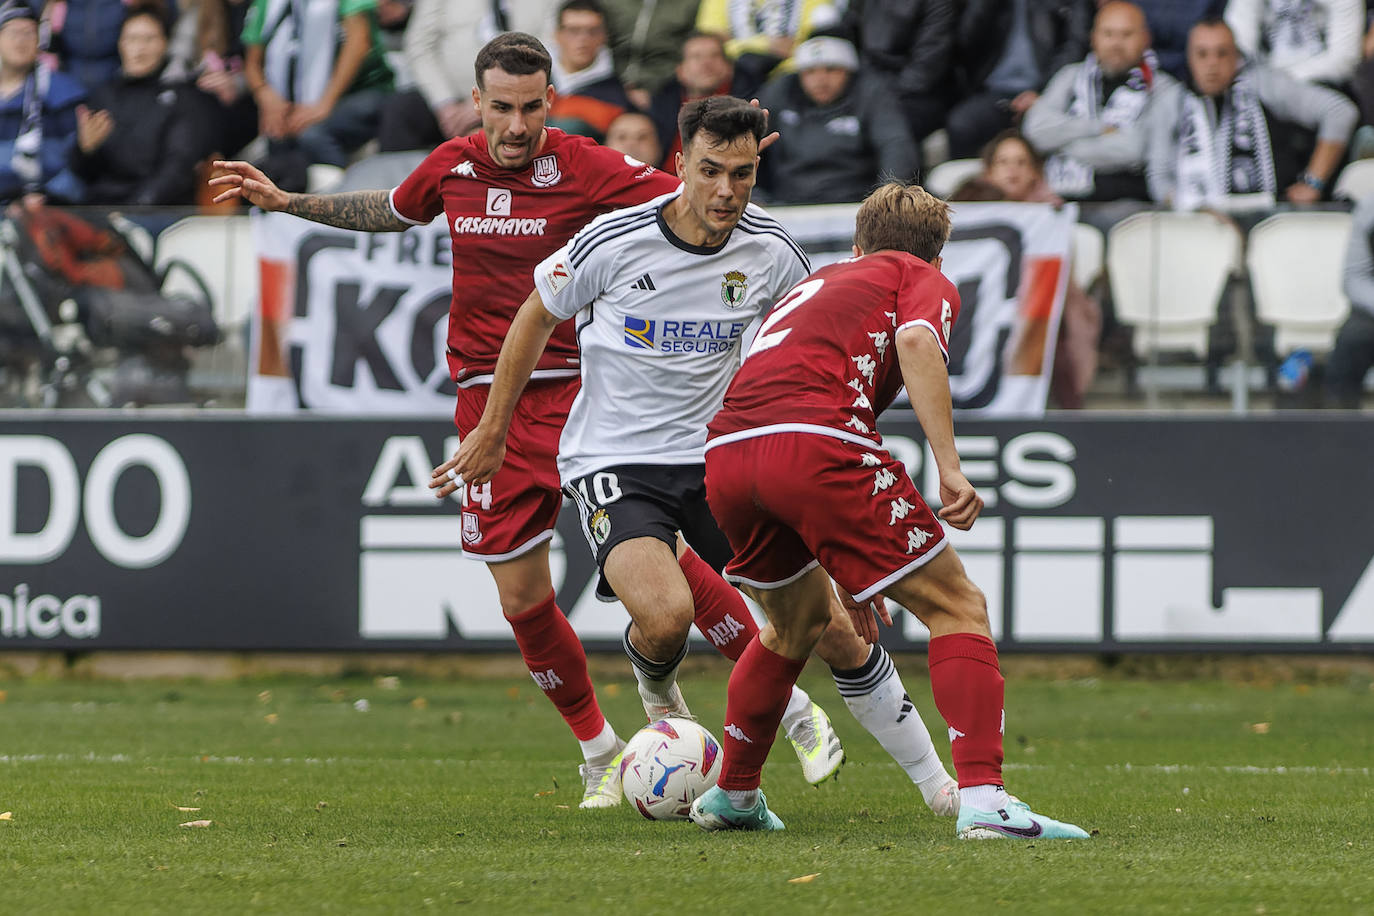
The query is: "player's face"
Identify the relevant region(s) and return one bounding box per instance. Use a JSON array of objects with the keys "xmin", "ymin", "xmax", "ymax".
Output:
[
  {"xmin": 986, "ymin": 137, "xmax": 1040, "ymax": 201},
  {"xmin": 474, "ymin": 68, "xmax": 554, "ymax": 170},
  {"xmin": 1091, "ymin": 2, "xmax": 1150, "ymax": 77},
  {"xmin": 677, "ymin": 131, "xmax": 759, "ymax": 244},
  {"xmin": 1187, "ymin": 24, "xmax": 1240, "ymax": 97},
  {"xmin": 799, "ymin": 66, "xmax": 851, "ymax": 107}
]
